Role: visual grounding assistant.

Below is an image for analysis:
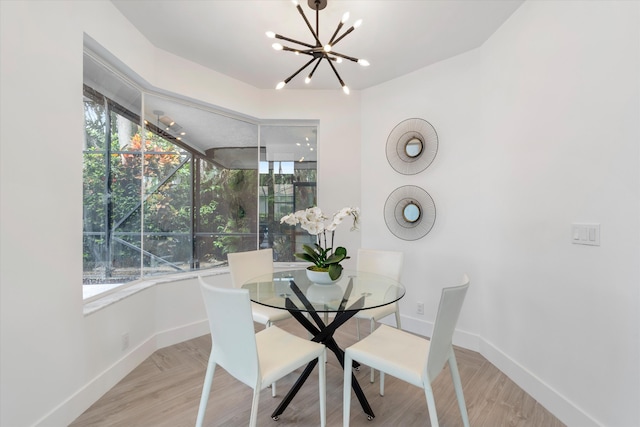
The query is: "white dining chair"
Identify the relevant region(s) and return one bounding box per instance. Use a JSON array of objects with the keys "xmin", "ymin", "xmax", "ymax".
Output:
[
  {"xmin": 227, "ymin": 248, "xmax": 292, "ymax": 397},
  {"xmin": 354, "ymin": 248, "xmax": 404, "ymax": 382},
  {"xmin": 343, "ymin": 274, "xmax": 471, "ymax": 427},
  {"xmin": 196, "ymin": 278, "xmax": 326, "ymax": 427},
  {"xmin": 228, "ymin": 248, "xmax": 292, "ymax": 328}
]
